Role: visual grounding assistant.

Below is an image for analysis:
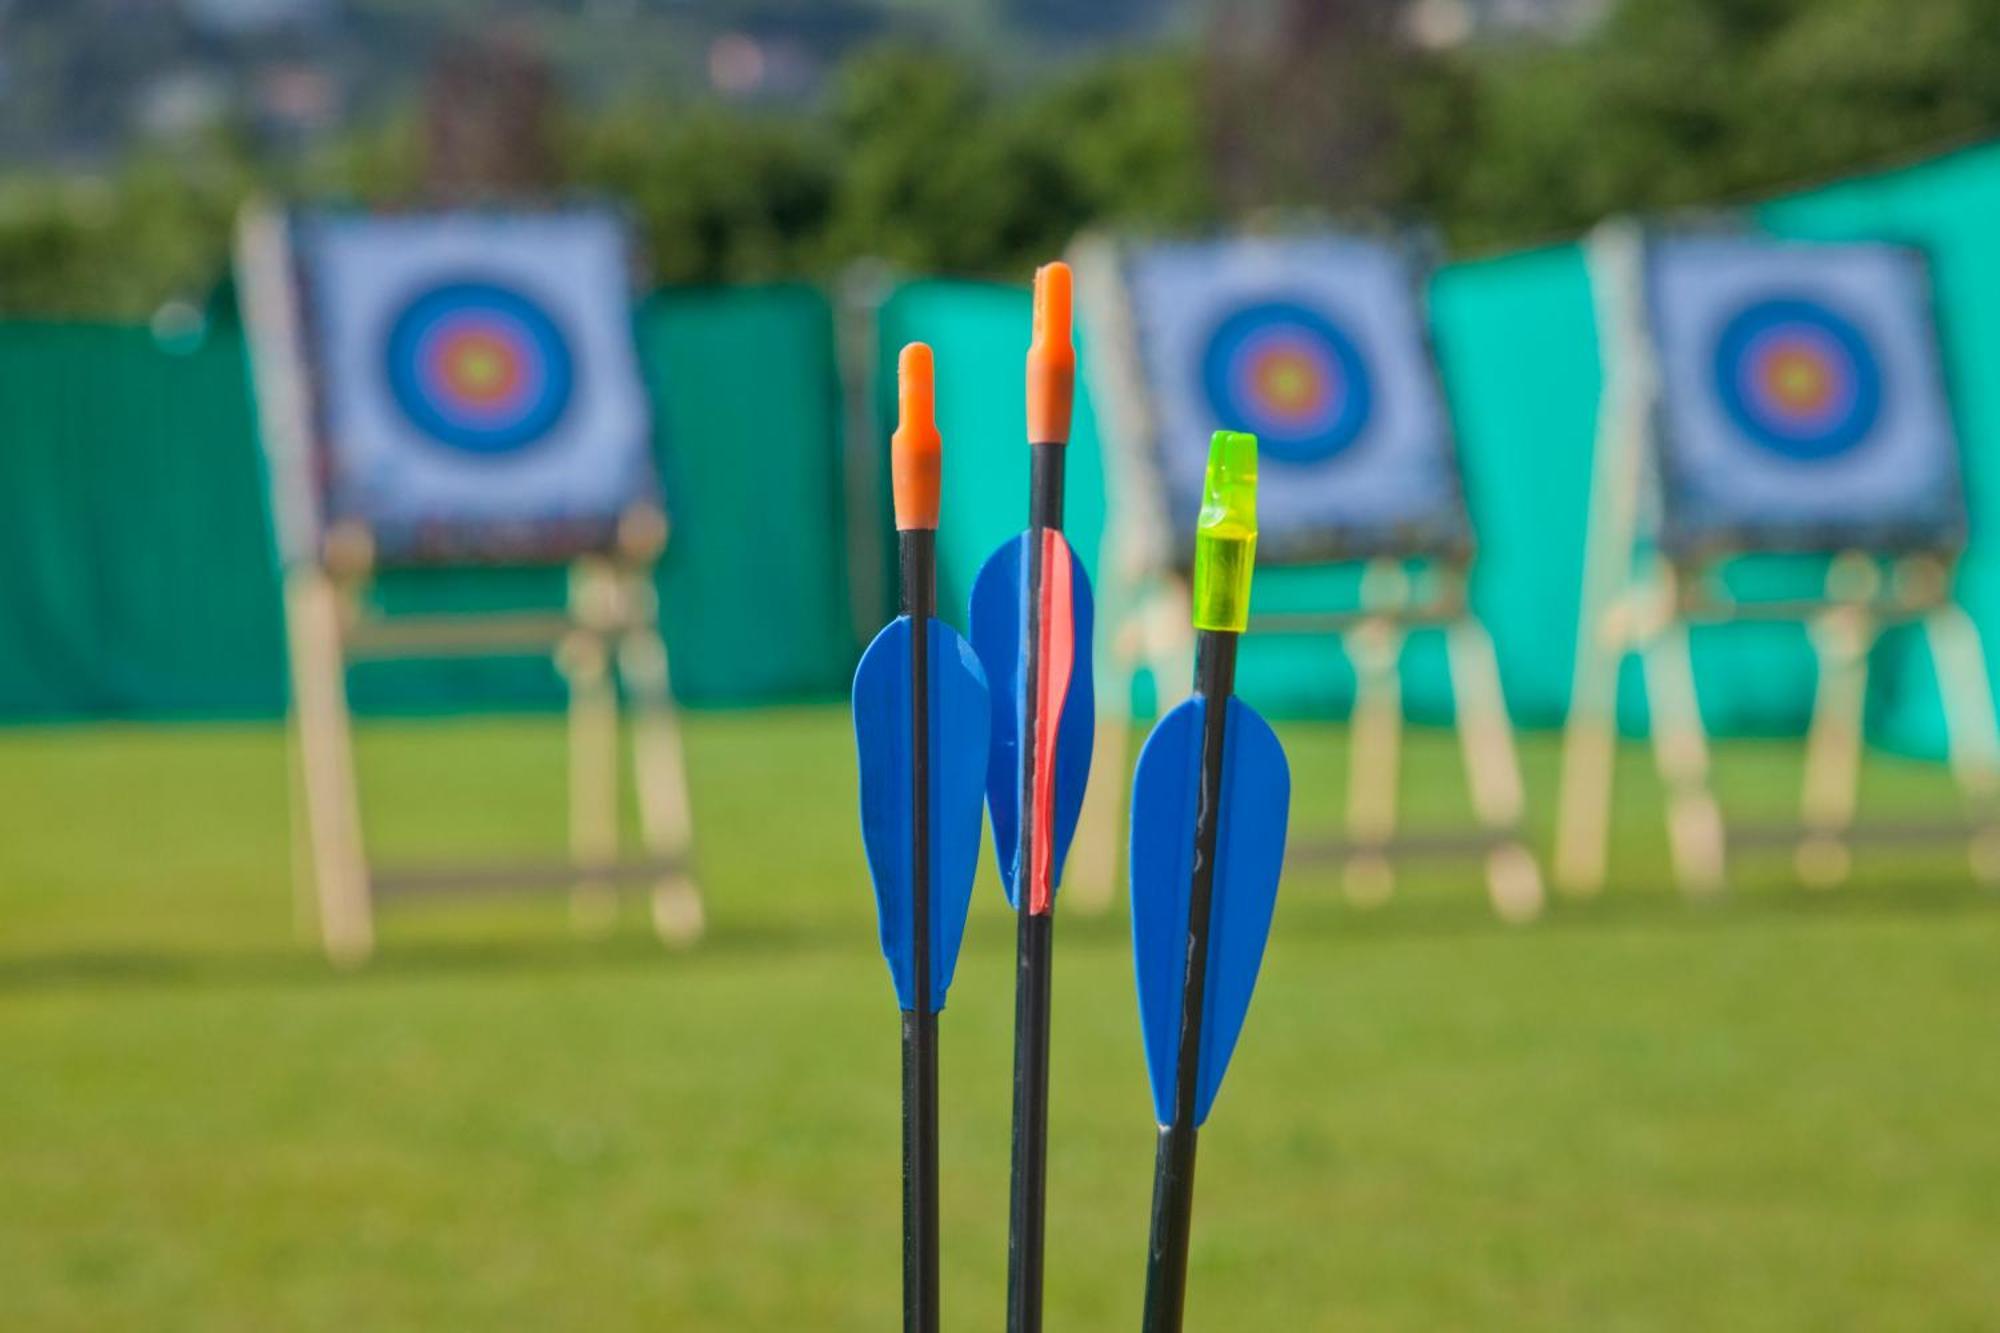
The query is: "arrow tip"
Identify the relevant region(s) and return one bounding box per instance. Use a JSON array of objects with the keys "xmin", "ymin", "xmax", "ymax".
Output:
[
  {"xmin": 1027, "ymin": 261, "xmax": 1075, "ymax": 445},
  {"xmin": 893, "ymin": 341, "xmax": 941, "ymax": 531},
  {"xmin": 1193, "ymin": 430, "xmax": 1259, "ymax": 632}
]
